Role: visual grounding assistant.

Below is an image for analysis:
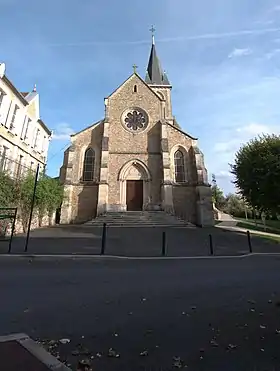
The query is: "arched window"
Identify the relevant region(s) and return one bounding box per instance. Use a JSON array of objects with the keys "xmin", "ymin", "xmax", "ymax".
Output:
[
  {"xmin": 174, "ymin": 150, "xmax": 185, "ymax": 183},
  {"xmin": 83, "ymin": 148, "xmax": 95, "ymax": 181},
  {"xmin": 133, "ymin": 85, "xmax": 137, "ymax": 93}
]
